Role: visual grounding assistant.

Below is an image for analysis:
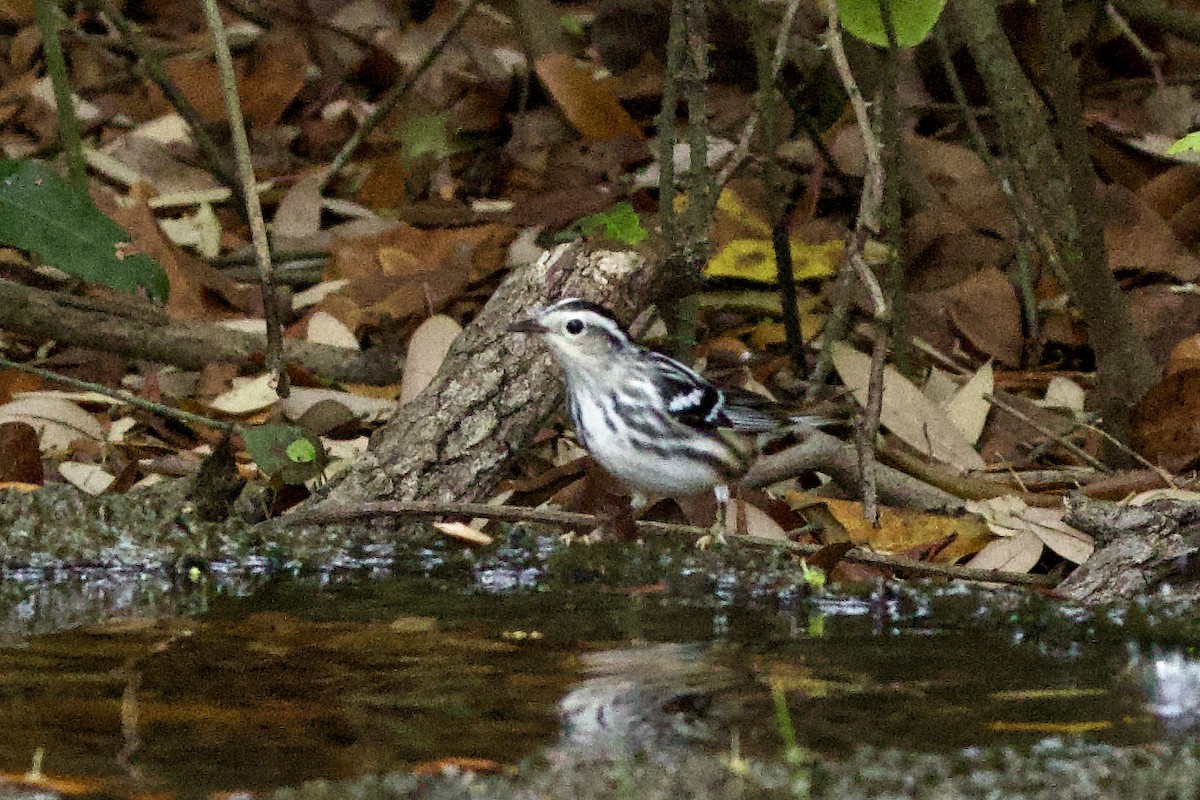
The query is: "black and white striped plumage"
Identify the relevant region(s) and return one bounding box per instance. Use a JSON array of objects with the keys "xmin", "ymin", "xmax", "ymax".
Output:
[{"xmin": 510, "ymin": 298, "xmax": 806, "ymax": 505}]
